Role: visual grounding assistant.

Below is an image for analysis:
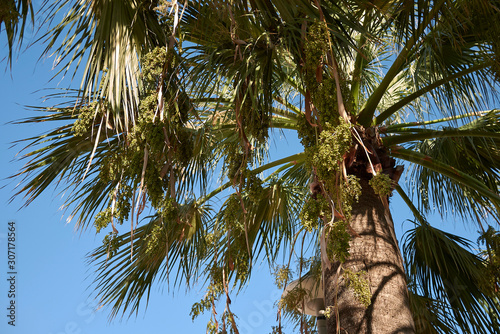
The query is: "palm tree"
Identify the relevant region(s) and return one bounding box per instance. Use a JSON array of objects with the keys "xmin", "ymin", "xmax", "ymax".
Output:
[{"xmin": 11, "ymin": 0, "xmax": 500, "ymax": 333}]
